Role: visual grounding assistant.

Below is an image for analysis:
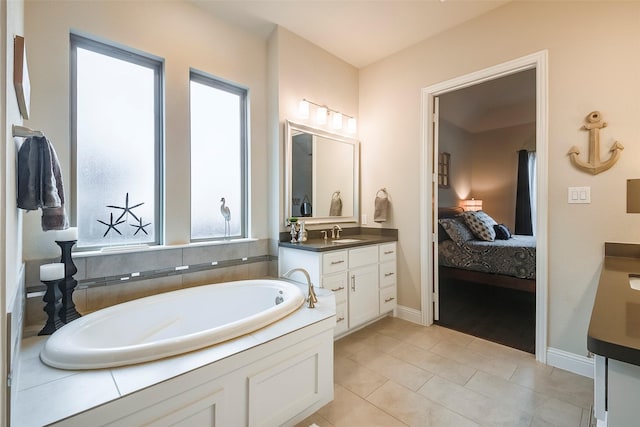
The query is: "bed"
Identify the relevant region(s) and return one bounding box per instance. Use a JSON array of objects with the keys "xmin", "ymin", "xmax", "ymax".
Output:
[{"xmin": 437, "ymin": 207, "xmax": 536, "ymax": 293}]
